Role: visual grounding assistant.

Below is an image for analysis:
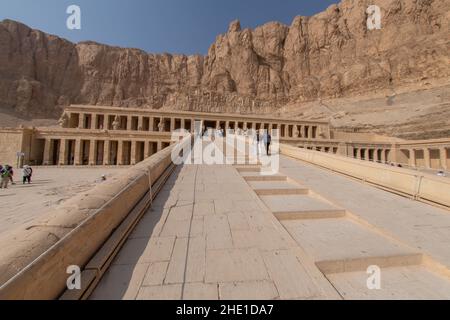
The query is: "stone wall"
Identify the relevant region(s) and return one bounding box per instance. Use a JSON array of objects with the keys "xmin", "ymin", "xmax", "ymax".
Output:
[{"xmin": 0, "ymin": 129, "xmax": 23, "ymax": 166}]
